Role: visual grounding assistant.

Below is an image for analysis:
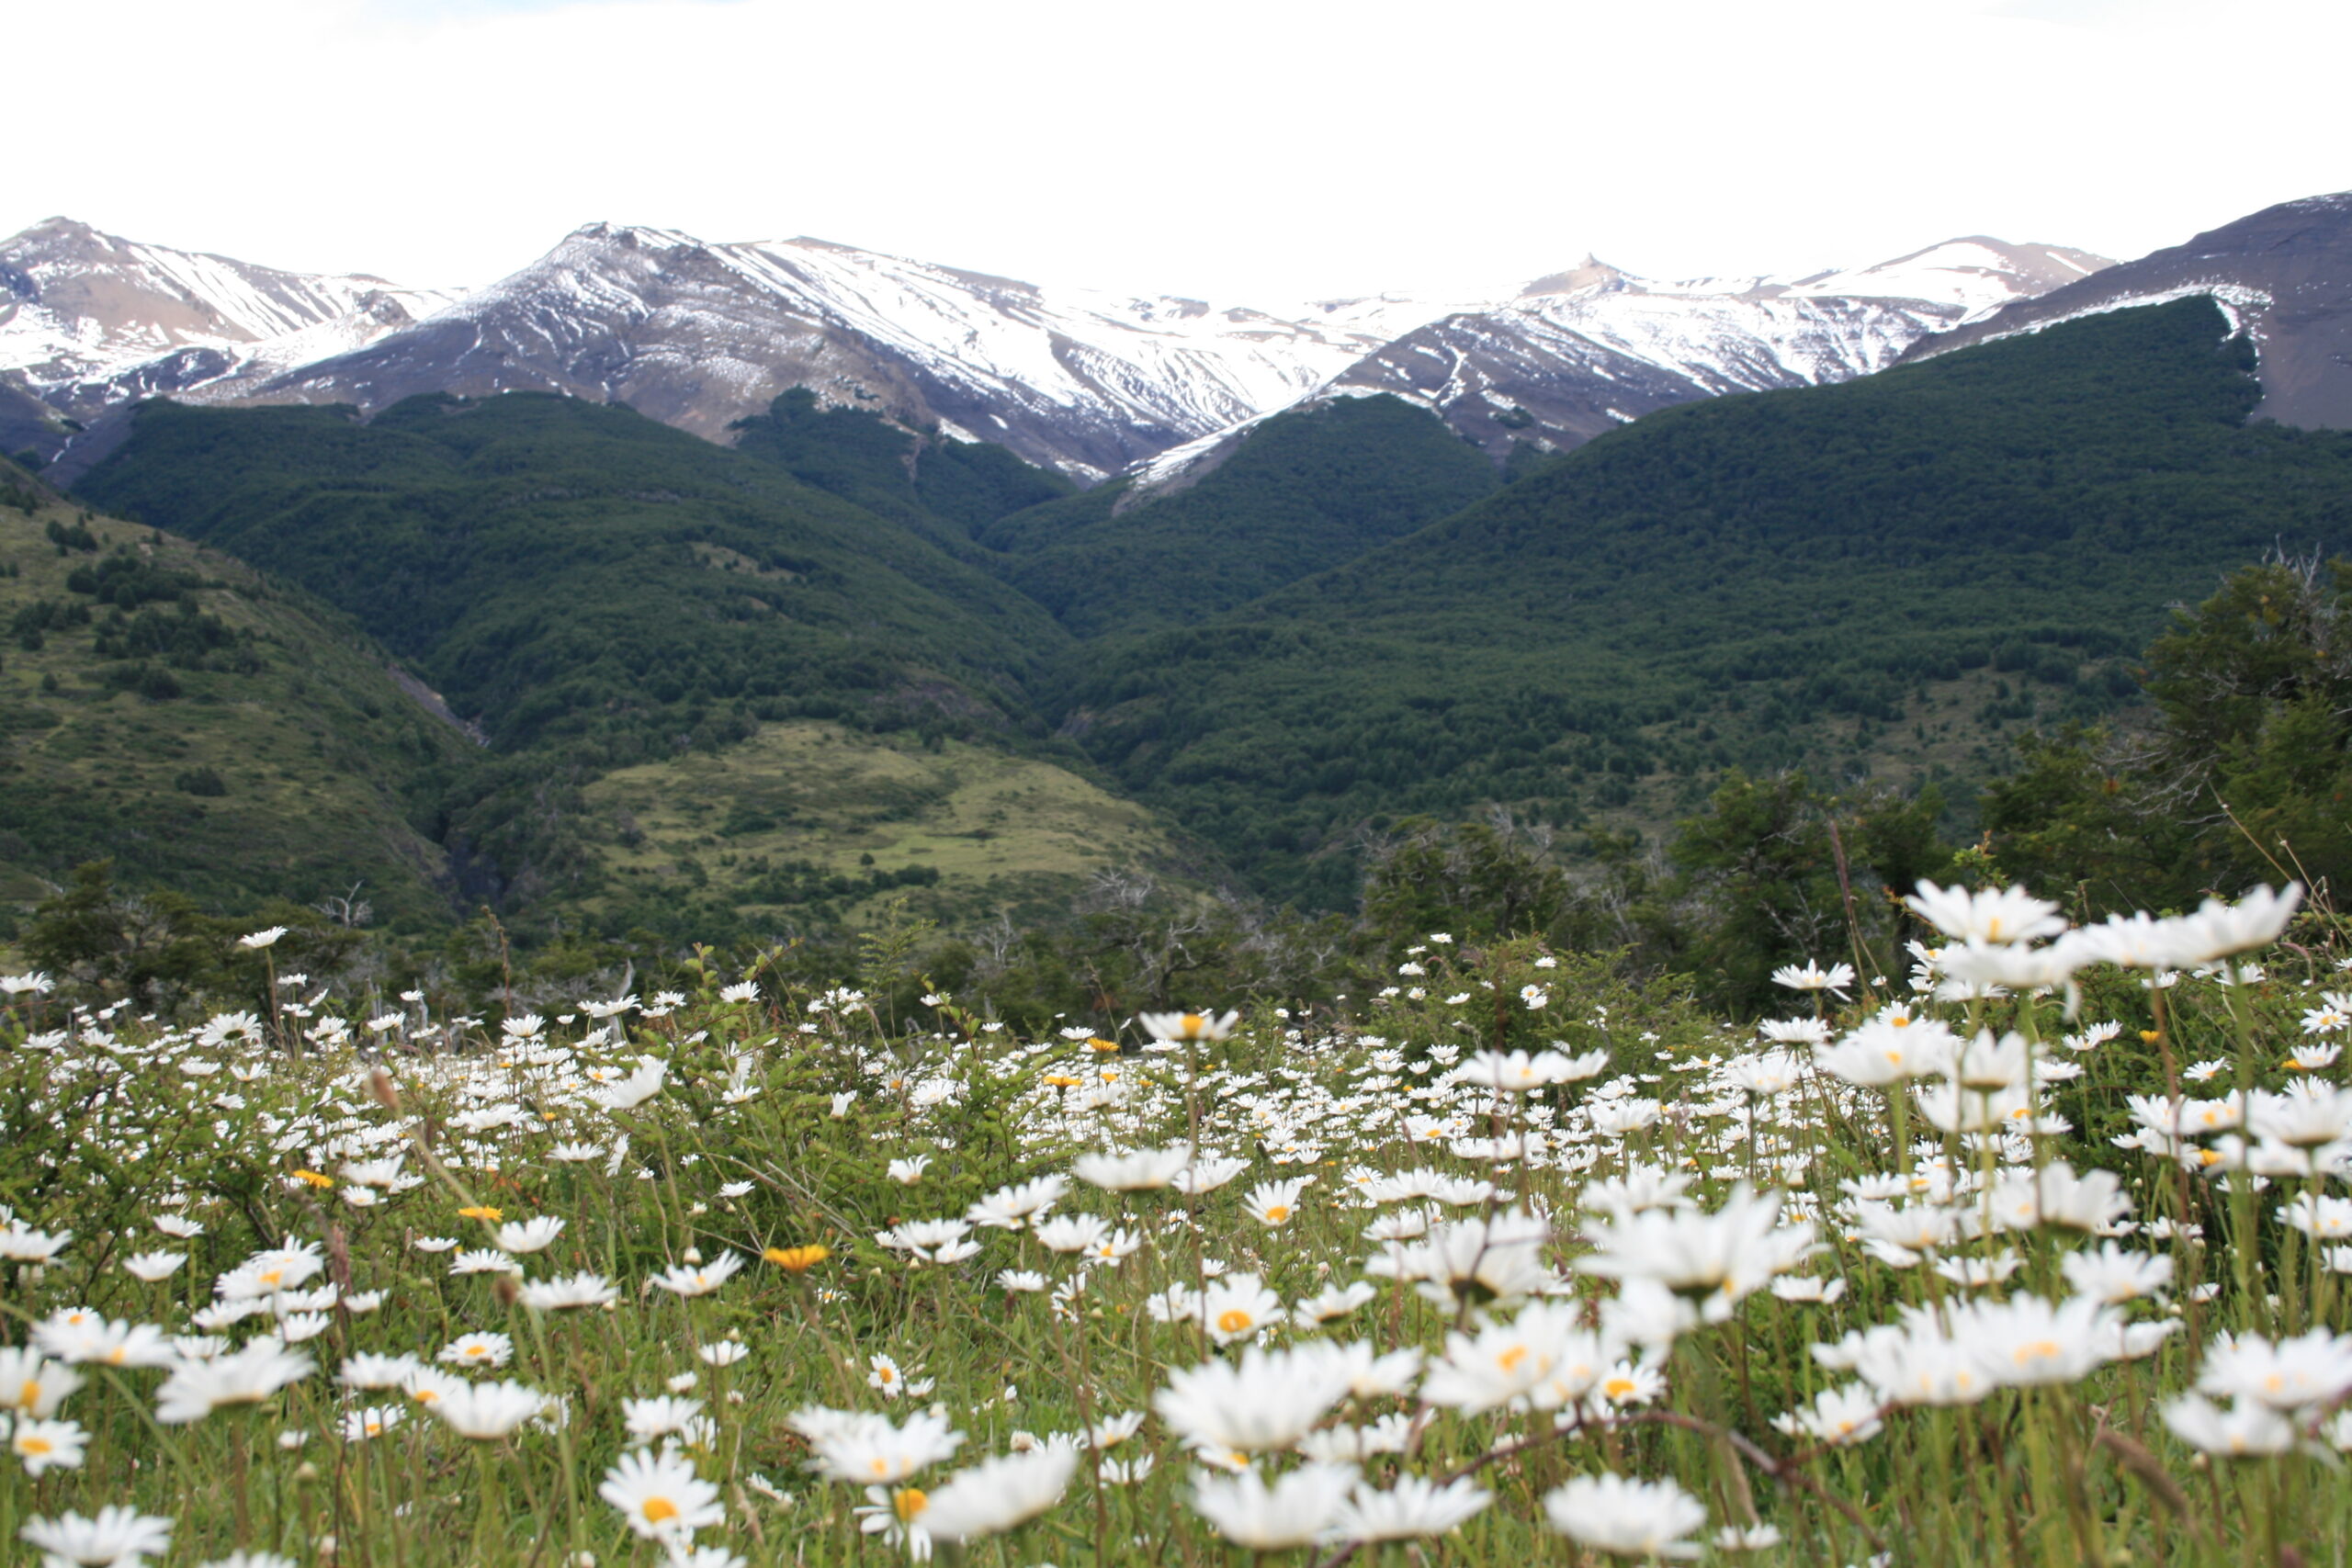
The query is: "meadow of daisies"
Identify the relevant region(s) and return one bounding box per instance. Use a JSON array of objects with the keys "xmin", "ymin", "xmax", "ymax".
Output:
[{"xmin": 0, "ymin": 879, "xmax": 2348, "ymax": 1568}]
